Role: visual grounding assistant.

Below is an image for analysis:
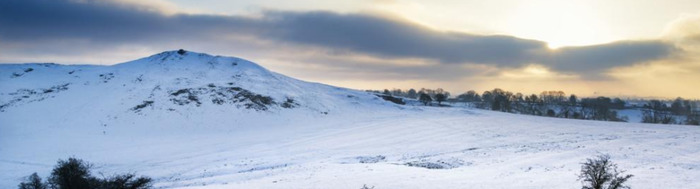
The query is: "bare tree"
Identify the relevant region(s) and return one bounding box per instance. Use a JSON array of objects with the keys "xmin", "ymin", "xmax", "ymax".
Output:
[
  {"xmin": 435, "ymin": 93, "xmax": 447, "ymax": 105},
  {"xmin": 407, "ymin": 88, "xmax": 417, "ymax": 99},
  {"xmin": 578, "ymin": 155, "xmax": 633, "ymax": 189},
  {"xmin": 18, "ymin": 173, "xmax": 46, "ymax": 189},
  {"xmin": 419, "ymin": 93, "xmax": 432, "ymax": 106}
]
